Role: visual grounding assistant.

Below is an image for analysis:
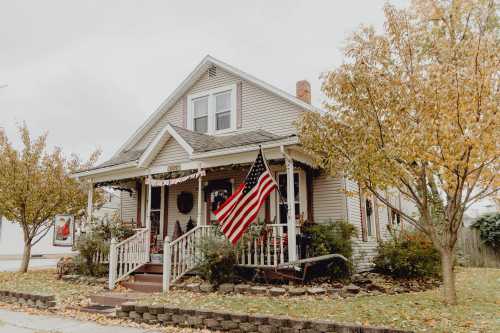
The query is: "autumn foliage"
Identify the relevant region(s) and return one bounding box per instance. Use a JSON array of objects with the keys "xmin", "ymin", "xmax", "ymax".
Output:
[
  {"xmin": 0, "ymin": 123, "xmax": 101, "ymax": 272},
  {"xmin": 298, "ymin": 0, "xmax": 499, "ymax": 304}
]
